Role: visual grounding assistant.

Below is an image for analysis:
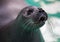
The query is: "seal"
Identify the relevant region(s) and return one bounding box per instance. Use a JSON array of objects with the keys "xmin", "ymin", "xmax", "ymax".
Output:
[
  {"xmin": 16, "ymin": 6, "xmax": 48, "ymax": 31},
  {"xmin": 0, "ymin": 6, "xmax": 48, "ymax": 42}
]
